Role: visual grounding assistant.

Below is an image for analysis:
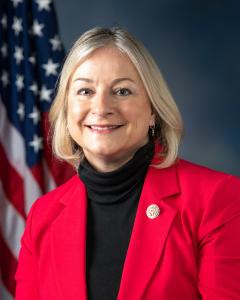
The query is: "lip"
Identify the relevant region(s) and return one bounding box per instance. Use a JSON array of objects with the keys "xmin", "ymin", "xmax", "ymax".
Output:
[{"xmin": 85, "ymin": 124, "xmax": 123, "ymax": 133}]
